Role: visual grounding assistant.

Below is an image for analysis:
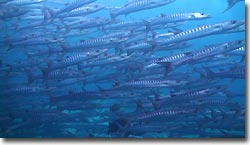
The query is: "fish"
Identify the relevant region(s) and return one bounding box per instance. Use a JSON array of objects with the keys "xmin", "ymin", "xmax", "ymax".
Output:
[
  {"xmin": 0, "ymin": 0, "xmax": 245, "ymax": 138},
  {"xmin": 55, "ymin": 0, "xmax": 97, "ymax": 15},
  {"xmin": 144, "ymin": 12, "xmax": 210, "ymax": 31},
  {"xmin": 201, "ymin": 66, "xmax": 245, "ymax": 79},
  {"xmin": 42, "ymin": 49, "xmax": 107, "ymax": 75},
  {"xmin": 57, "ymin": 4, "xmax": 105, "ymax": 18},
  {"xmin": 109, "ymin": 0, "xmax": 176, "ymax": 19},
  {"xmin": 160, "ymin": 20, "xmax": 244, "ymax": 45}
]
